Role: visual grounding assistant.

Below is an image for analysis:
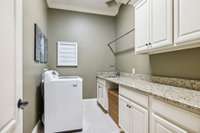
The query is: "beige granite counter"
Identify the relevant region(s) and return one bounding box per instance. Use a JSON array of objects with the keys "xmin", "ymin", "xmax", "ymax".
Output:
[{"xmin": 97, "ymin": 74, "xmax": 200, "ymax": 113}]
